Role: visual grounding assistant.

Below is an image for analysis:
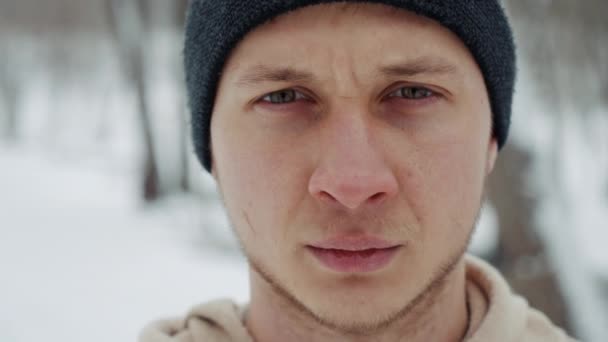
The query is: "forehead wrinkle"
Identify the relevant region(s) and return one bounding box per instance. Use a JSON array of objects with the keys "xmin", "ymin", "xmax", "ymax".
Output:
[{"xmin": 326, "ymin": 49, "xmax": 366, "ymax": 98}]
